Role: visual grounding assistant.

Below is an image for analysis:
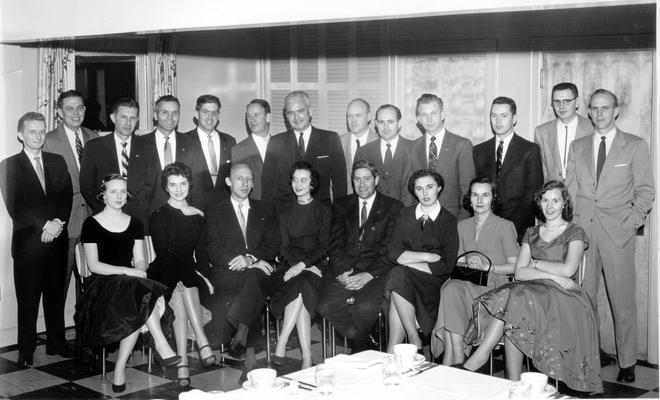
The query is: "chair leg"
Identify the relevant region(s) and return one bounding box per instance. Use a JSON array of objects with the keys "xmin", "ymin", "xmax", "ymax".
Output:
[
  {"xmin": 265, "ymin": 303, "xmax": 271, "ymax": 363},
  {"xmin": 147, "ymin": 347, "xmax": 153, "ymax": 373},
  {"xmin": 330, "ymin": 325, "xmax": 336, "ymax": 357},
  {"xmin": 377, "ymin": 309, "xmax": 384, "ymax": 352},
  {"xmin": 219, "ymin": 343, "xmax": 225, "ymax": 367},
  {"xmin": 321, "ymin": 318, "xmax": 327, "ymax": 360},
  {"xmin": 102, "ymin": 347, "xmax": 107, "ymax": 381}
]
